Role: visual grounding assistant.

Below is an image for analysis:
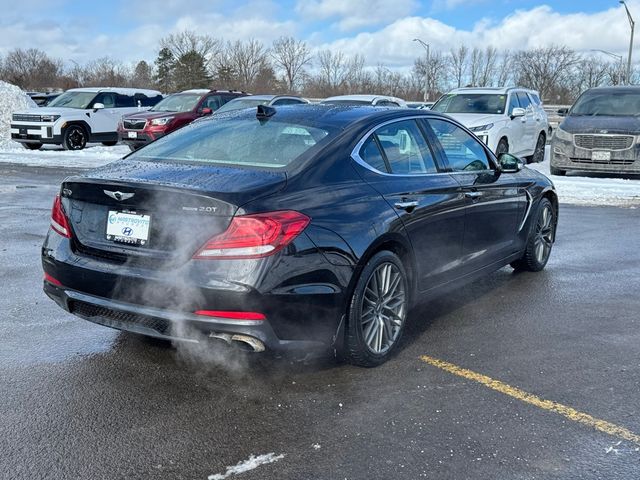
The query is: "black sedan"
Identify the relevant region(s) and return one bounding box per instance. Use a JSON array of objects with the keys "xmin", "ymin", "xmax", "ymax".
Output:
[{"xmin": 42, "ymin": 105, "xmax": 558, "ymax": 366}]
